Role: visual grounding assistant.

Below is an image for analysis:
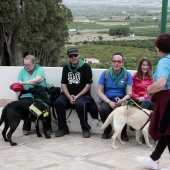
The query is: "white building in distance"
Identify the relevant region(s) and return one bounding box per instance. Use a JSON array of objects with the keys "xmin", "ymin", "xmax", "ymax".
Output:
[{"xmin": 84, "ymin": 58, "xmax": 100, "ymax": 64}]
